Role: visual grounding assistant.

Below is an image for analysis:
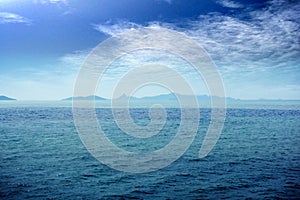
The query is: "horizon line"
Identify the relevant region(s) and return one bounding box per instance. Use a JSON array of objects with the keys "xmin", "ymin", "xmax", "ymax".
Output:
[{"xmin": 1, "ymin": 94, "xmax": 300, "ymax": 101}]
